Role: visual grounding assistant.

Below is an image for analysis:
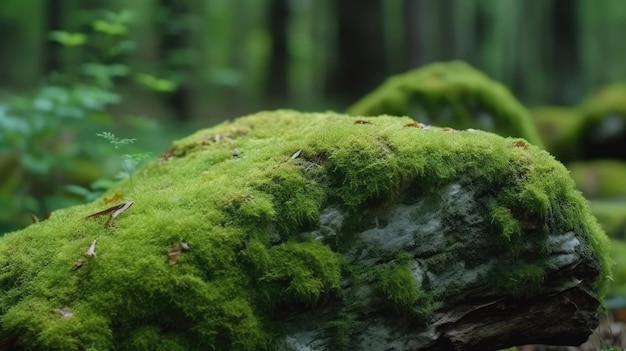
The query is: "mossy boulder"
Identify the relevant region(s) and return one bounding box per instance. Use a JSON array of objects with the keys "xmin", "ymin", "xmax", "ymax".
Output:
[
  {"xmin": 569, "ymin": 84, "xmax": 626, "ymax": 161},
  {"xmin": 347, "ymin": 61, "xmax": 543, "ymax": 147},
  {"xmin": 530, "ymin": 106, "xmax": 583, "ymax": 162},
  {"xmin": 590, "ymin": 201, "xmax": 626, "ymax": 238},
  {"xmin": 0, "ymin": 111, "xmax": 610, "ymax": 350},
  {"xmin": 568, "ymin": 160, "xmax": 626, "ymax": 199}
]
